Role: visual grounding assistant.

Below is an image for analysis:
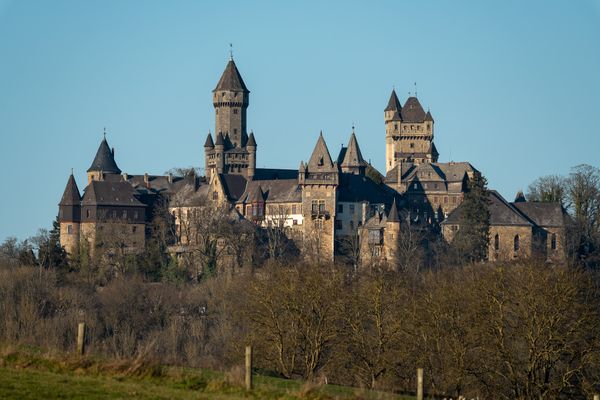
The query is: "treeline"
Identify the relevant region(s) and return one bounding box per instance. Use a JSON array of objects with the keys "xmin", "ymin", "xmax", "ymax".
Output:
[{"xmin": 1, "ymin": 261, "xmax": 600, "ymax": 399}]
